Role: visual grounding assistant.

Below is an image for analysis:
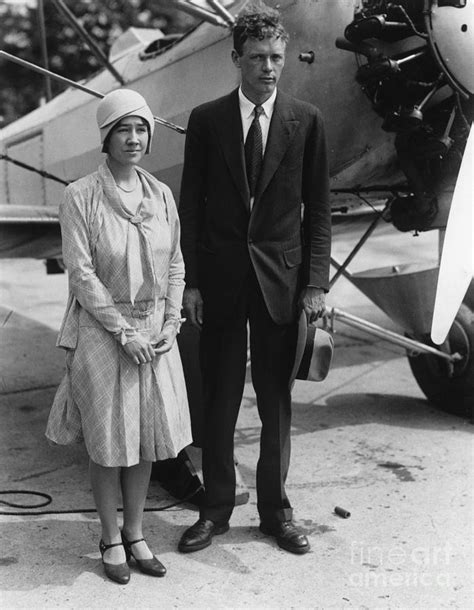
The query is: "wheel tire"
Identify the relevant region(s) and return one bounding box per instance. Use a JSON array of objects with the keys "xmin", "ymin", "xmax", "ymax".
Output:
[{"xmin": 407, "ymin": 304, "xmax": 474, "ymax": 418}]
